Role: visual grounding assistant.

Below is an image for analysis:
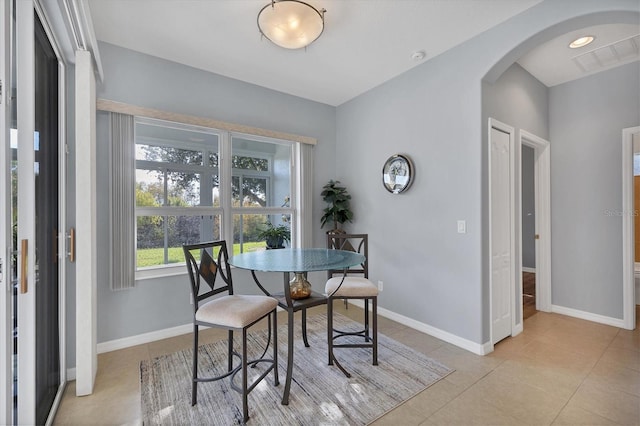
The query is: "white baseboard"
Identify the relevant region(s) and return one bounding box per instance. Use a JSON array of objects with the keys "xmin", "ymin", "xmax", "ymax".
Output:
[
  {"xmin": 522, "ymin": 267, "xmax": 536, "ymax": 273},
  {"xmin": 86, "ymin": 299, "xmax": 635, "ymax": 371},
  {"xmin": 635, "ymin": 279, "xmax": 640, "ymax": 305},
  {"xmin": 93, "ymin": 301, "xmax": 494, "ymax": 369},
  {"xmin": 97, "ymin": 323, "xmax": 193, "ymax": 354},
  {"xmin": 347, "ymin": 300, "xmax": 491, "ymax": 355},
  {"xmin": 512, "ymin": 322, "xmax": 524, "ymax": 336},
  {"xmin": 68, "ymin": 324, "xmax": 190, "ymax": 383},
  {"xmin": 551, "ymin": 304, "xmax": 625, "ymax": 328},
  {"xmin": 96, "ymin": 307, "xmax": 293, "ymax": 355}
]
